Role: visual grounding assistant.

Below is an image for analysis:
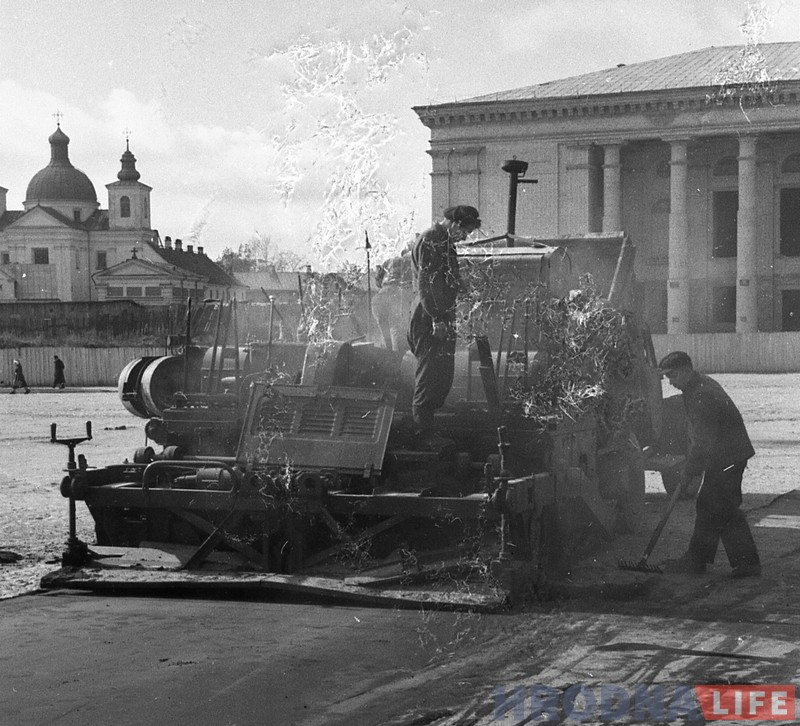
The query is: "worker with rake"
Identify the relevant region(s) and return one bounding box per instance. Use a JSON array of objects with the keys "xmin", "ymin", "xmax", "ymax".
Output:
[{"xmin": 659, "ymin": 351, "xmax": 761, "ymax": 578}]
